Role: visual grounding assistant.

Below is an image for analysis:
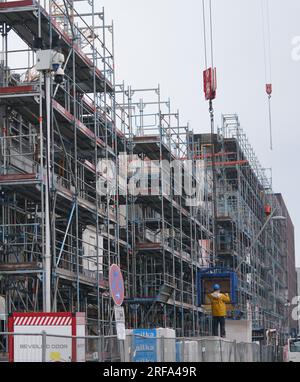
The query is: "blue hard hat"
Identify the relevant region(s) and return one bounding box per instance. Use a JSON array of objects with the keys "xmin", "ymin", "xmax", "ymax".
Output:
[{"xmin": 213, "ymin": 284, "xmax": 221, "ymax": 291}]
